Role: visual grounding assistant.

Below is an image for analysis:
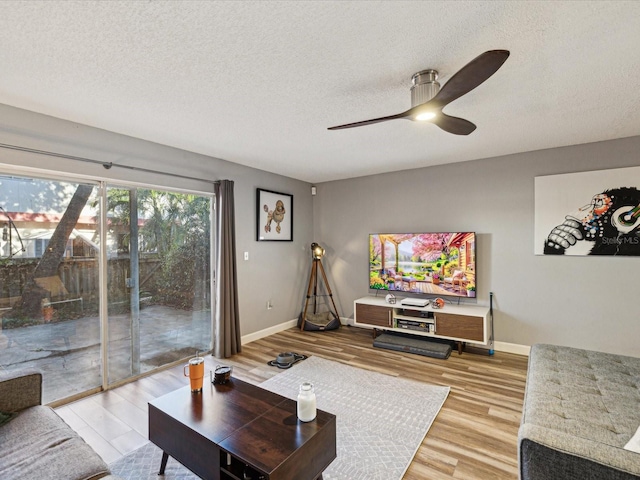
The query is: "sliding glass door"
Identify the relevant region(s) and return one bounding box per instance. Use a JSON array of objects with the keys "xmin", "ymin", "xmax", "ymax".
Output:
[
  {"xmin": 0, "ymin": 173, "xmax": 213, "ymax": 403},
  {"xmin": 0, "ymin": 175, "xmax": 101, "ymax": 403},
  {"xmin": 105, "ymin": 186, "xmax": 213, "ymax": 385}
]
